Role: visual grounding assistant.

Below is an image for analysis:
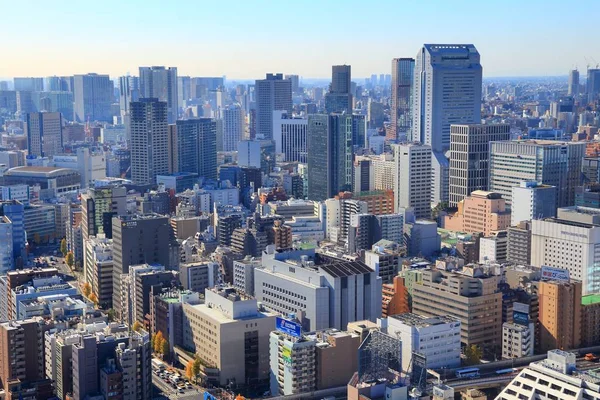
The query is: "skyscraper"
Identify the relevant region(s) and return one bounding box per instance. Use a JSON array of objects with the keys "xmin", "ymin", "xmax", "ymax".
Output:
[
  {"xmin": 325, "ymin": 65, "xmax": 353, "ymax": 114},
  {"xmin": 26, "ymin": 112, "xmax": 63, "ymax": 157},
  {"xmin": 285, "ymin": 74, "xmax": 300, "ymax": 94},
  {"xmin": 586, "ymin": 68, "xmax": 600, "ymax": 101},
  {"xmin": 222, "ymin": 103, "xmax": 244, "ymax": 151},
  {"xmin": 129, "ymin": 98, "xmax": 169, "ymax": 184},
  {"xmin": 307, "ymin": 114, "xmax": 353, "ymax": 201},
  {"xmin": 255, "ymin": 73, "xmax": 292, "ymax": 140},
  {"xmin": 118, "ymin": 75, "xmax": 139, "ymax": 115},
  {"xmin": 390, "ymin": 58, "xmax": 414, "ymax": 141},
  {"xmin": 449, "ymin": 124, "xmax": 510, "ymax": 207},
  {"xmin": 393, "ymin": 142, "xmax": 432, "ymax": 219},
  {"xmin": 139, "ymin": 66, "xmax": 178, "ymax": 123},
  {"xmin": 412, "ymin": 44, "xmax": 483, "ymax": 205},
  {"xmin": 489, "ymin": 140, "xmax": 585, "ymax": 208},
  {"xmin": 272, "ymin": 110, "xmax": 308, "ymax": 163},
  {"xmin": 568, "ymin": 69, "xmax": 579, "ymax": 96},
  {"xmin": 173, "ymin": 118, "xmax": 217, "ymax": 180},
  {"xmin": 73, "ymin": 73, "xmax": 114, "ymax": 122}
]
